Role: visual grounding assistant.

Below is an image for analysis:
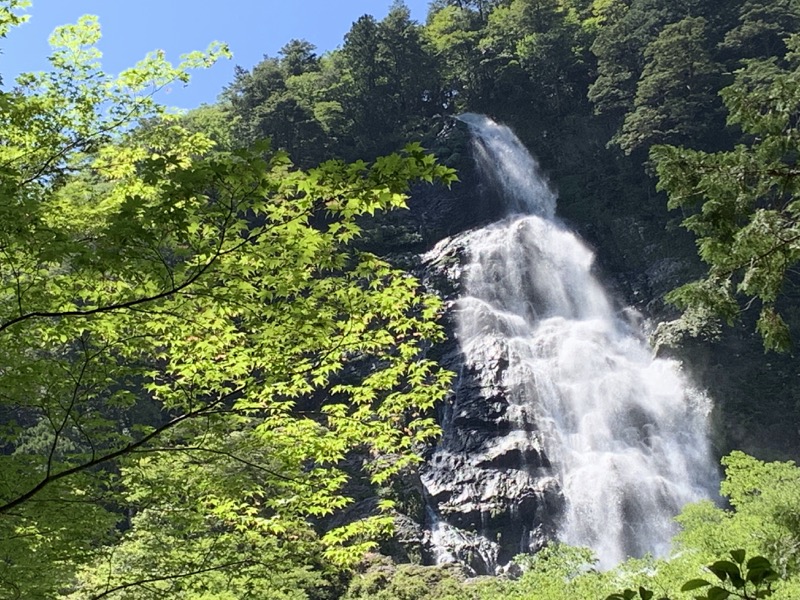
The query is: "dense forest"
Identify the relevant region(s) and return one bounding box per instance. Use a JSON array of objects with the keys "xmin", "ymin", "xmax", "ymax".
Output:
[{"xmin": 3, "ymin": 0, "xmax": 800, "ymax": 597}]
